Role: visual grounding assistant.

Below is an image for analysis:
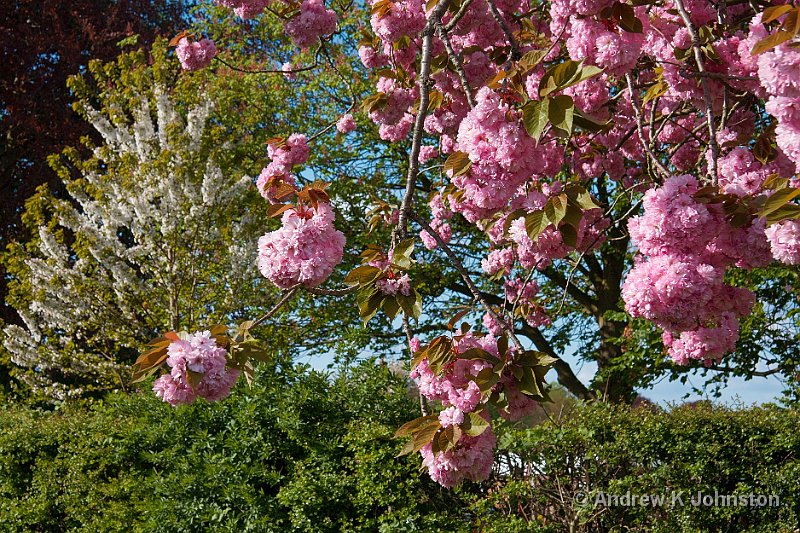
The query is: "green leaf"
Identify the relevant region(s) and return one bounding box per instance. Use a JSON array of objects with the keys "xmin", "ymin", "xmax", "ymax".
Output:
[
  {"xmin": 383, "ymin": 296, "xmax": 401, "ymax": 320},
  {"xmin": 397, "ymin": 291, "xmax": 421, "ymax": 319},
  {"xmin": 762, "ymin": 174, "xmax": 788, "ymax": 191},
  {"xmin": 357, "ymin": 287, "xmax": 384, "ymax": 325},
  {"xmin": 540, "ymin": 61, "xmax": 580, "ymax": 97},
  {"xmin": 522, "ymin": 99, "xmax": 549, "ymax": 141},
  {"xmin": 344, "ymin": 265, "xmax": 383, "ymax": 286},
  {"xmin": 474, "ymin": 367, "xmax": 500, "ymax": 392},
  {"xmin": 548, "ymin": 95, "xmax": 574, "ymax": 137},
  {"xmin": 426, "ymin": 336, "xmax": 456, "ymax": 375},
  {"xmin": 613, "ymin": 2, "xmax": 643, "ymax": 33},
  {"xmin": 525, "ymin": 211, "xmax": 550, "ymax": 241},
  {"xmin": 395, "ymin": 414, "xmax": 438, "ymax": 437},
  {"xmin": 462, "ymin": 411, "xmax": 490, "ymax": 437},
  {"xmin": 458, "ymin": 347, "xmax": 501, "ymax": 365},
  {"xmin": 565, "ymin": 184, "xmax": 600, "ymax": 210},
  {"xmin": 573, "ymin": 109, "xmax": 611, "ymax": 132},
  {"xmin": 518, "ymin": 366, "xmax": 543, "ymax": 397},
  {"xmin": 393, "ymin": 238, "xmax": 415, "ymax": 263},
  {"xmin": 412, "ymin": 419, "xmax": 442, "ymax": 452},
  {"xmin": 763, "ymin": 4, "xmax": 794, "ymax": 24},
  {"xmin": 563, "ymin": 200, "xmax": 584, "ymax": 228},
  {"xmin": 540, "ymin": 61, "xmax": 603, "ymax": 97},
  {"xmin": 396, "ymin": 438, "xmax": 415, "ymax": 457},
  {"xmin": 516, "ymin": 49, "xmax": 549, "ymax": 74},
  {"xmin": 361, "ymin": 92, "xmax": 388, "ymax": 112},
  {"xmin": 761, "ymin": 188, "xmax": 800, "ymax": 218},
  {"xmin": 560, "ymin": 224, "xmax": 578, "ymax": 248},
  {"xmin": 545, "ymin": 194, "xmax": 569, "ymax": 226},
  {"xmin": 642, "ymin": 80, "xmax": 668, "ymax": 105},
  {"xmin": 765, "ymin": 203, "xmax": 800, "ymax": 224},
  {"xmin": 187, "ymin": 369, "xmax": 204, "ymax": 389},
  {"xmin": 751, "ymin": 30, "xmax": 794, "ymax": 56},
  {"xmin": 233, "ymin": 339, "xmax": 271, "ymax": 363},
  {"xmin": 444, "ymin": 151, "xmax": 472, "ymax": 177}
]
